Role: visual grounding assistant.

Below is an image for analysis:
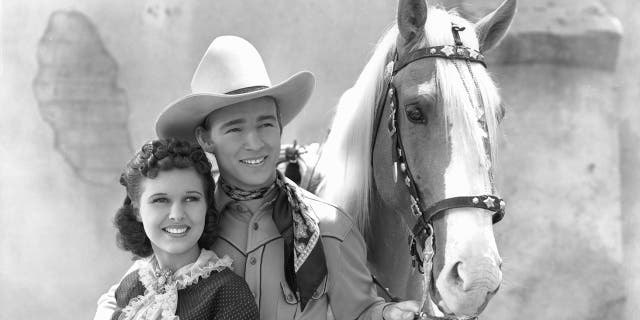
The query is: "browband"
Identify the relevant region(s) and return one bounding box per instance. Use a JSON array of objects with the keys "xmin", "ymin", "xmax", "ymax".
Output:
[{"xmin": 393, "ymin": 45, "xmax": 487, "ymax": 75}]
